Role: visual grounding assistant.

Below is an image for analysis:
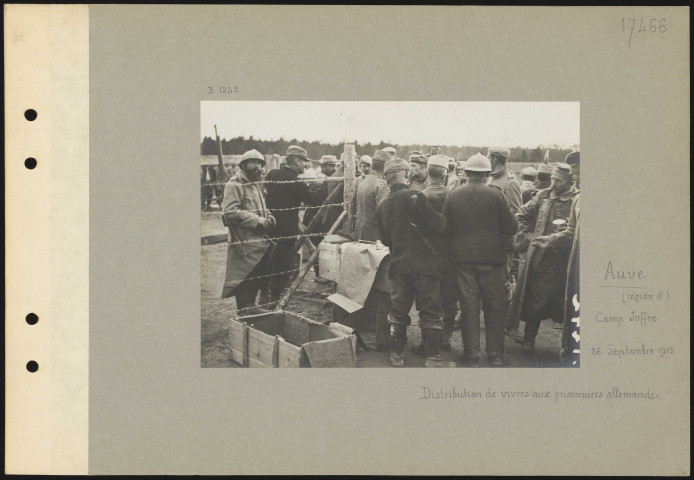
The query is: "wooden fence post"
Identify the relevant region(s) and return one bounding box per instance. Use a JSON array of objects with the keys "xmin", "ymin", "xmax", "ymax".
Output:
[{"xmin": 342, "ymin": 143, "xmax": 356, "ymax": 235}]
